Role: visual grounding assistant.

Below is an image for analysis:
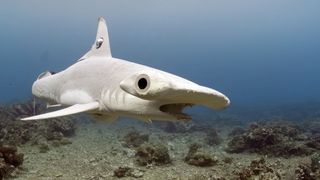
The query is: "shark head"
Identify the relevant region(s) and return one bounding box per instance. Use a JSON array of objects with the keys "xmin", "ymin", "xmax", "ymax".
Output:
[
  {"xmin": 31, "ymin": 71, "xmax": 57, "ymax": 103},
  {"xmin": 119, "ymin": 69, "xmax": 230, "ymax": 120}
]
